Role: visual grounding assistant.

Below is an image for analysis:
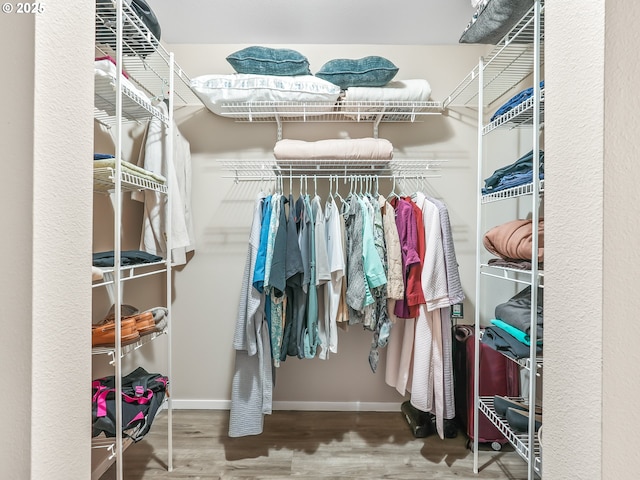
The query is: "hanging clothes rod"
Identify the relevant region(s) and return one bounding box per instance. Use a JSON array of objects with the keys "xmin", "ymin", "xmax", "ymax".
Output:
[{"xmin": 222, "ymin": 174, "xmax": 440, "ymax": 181}]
